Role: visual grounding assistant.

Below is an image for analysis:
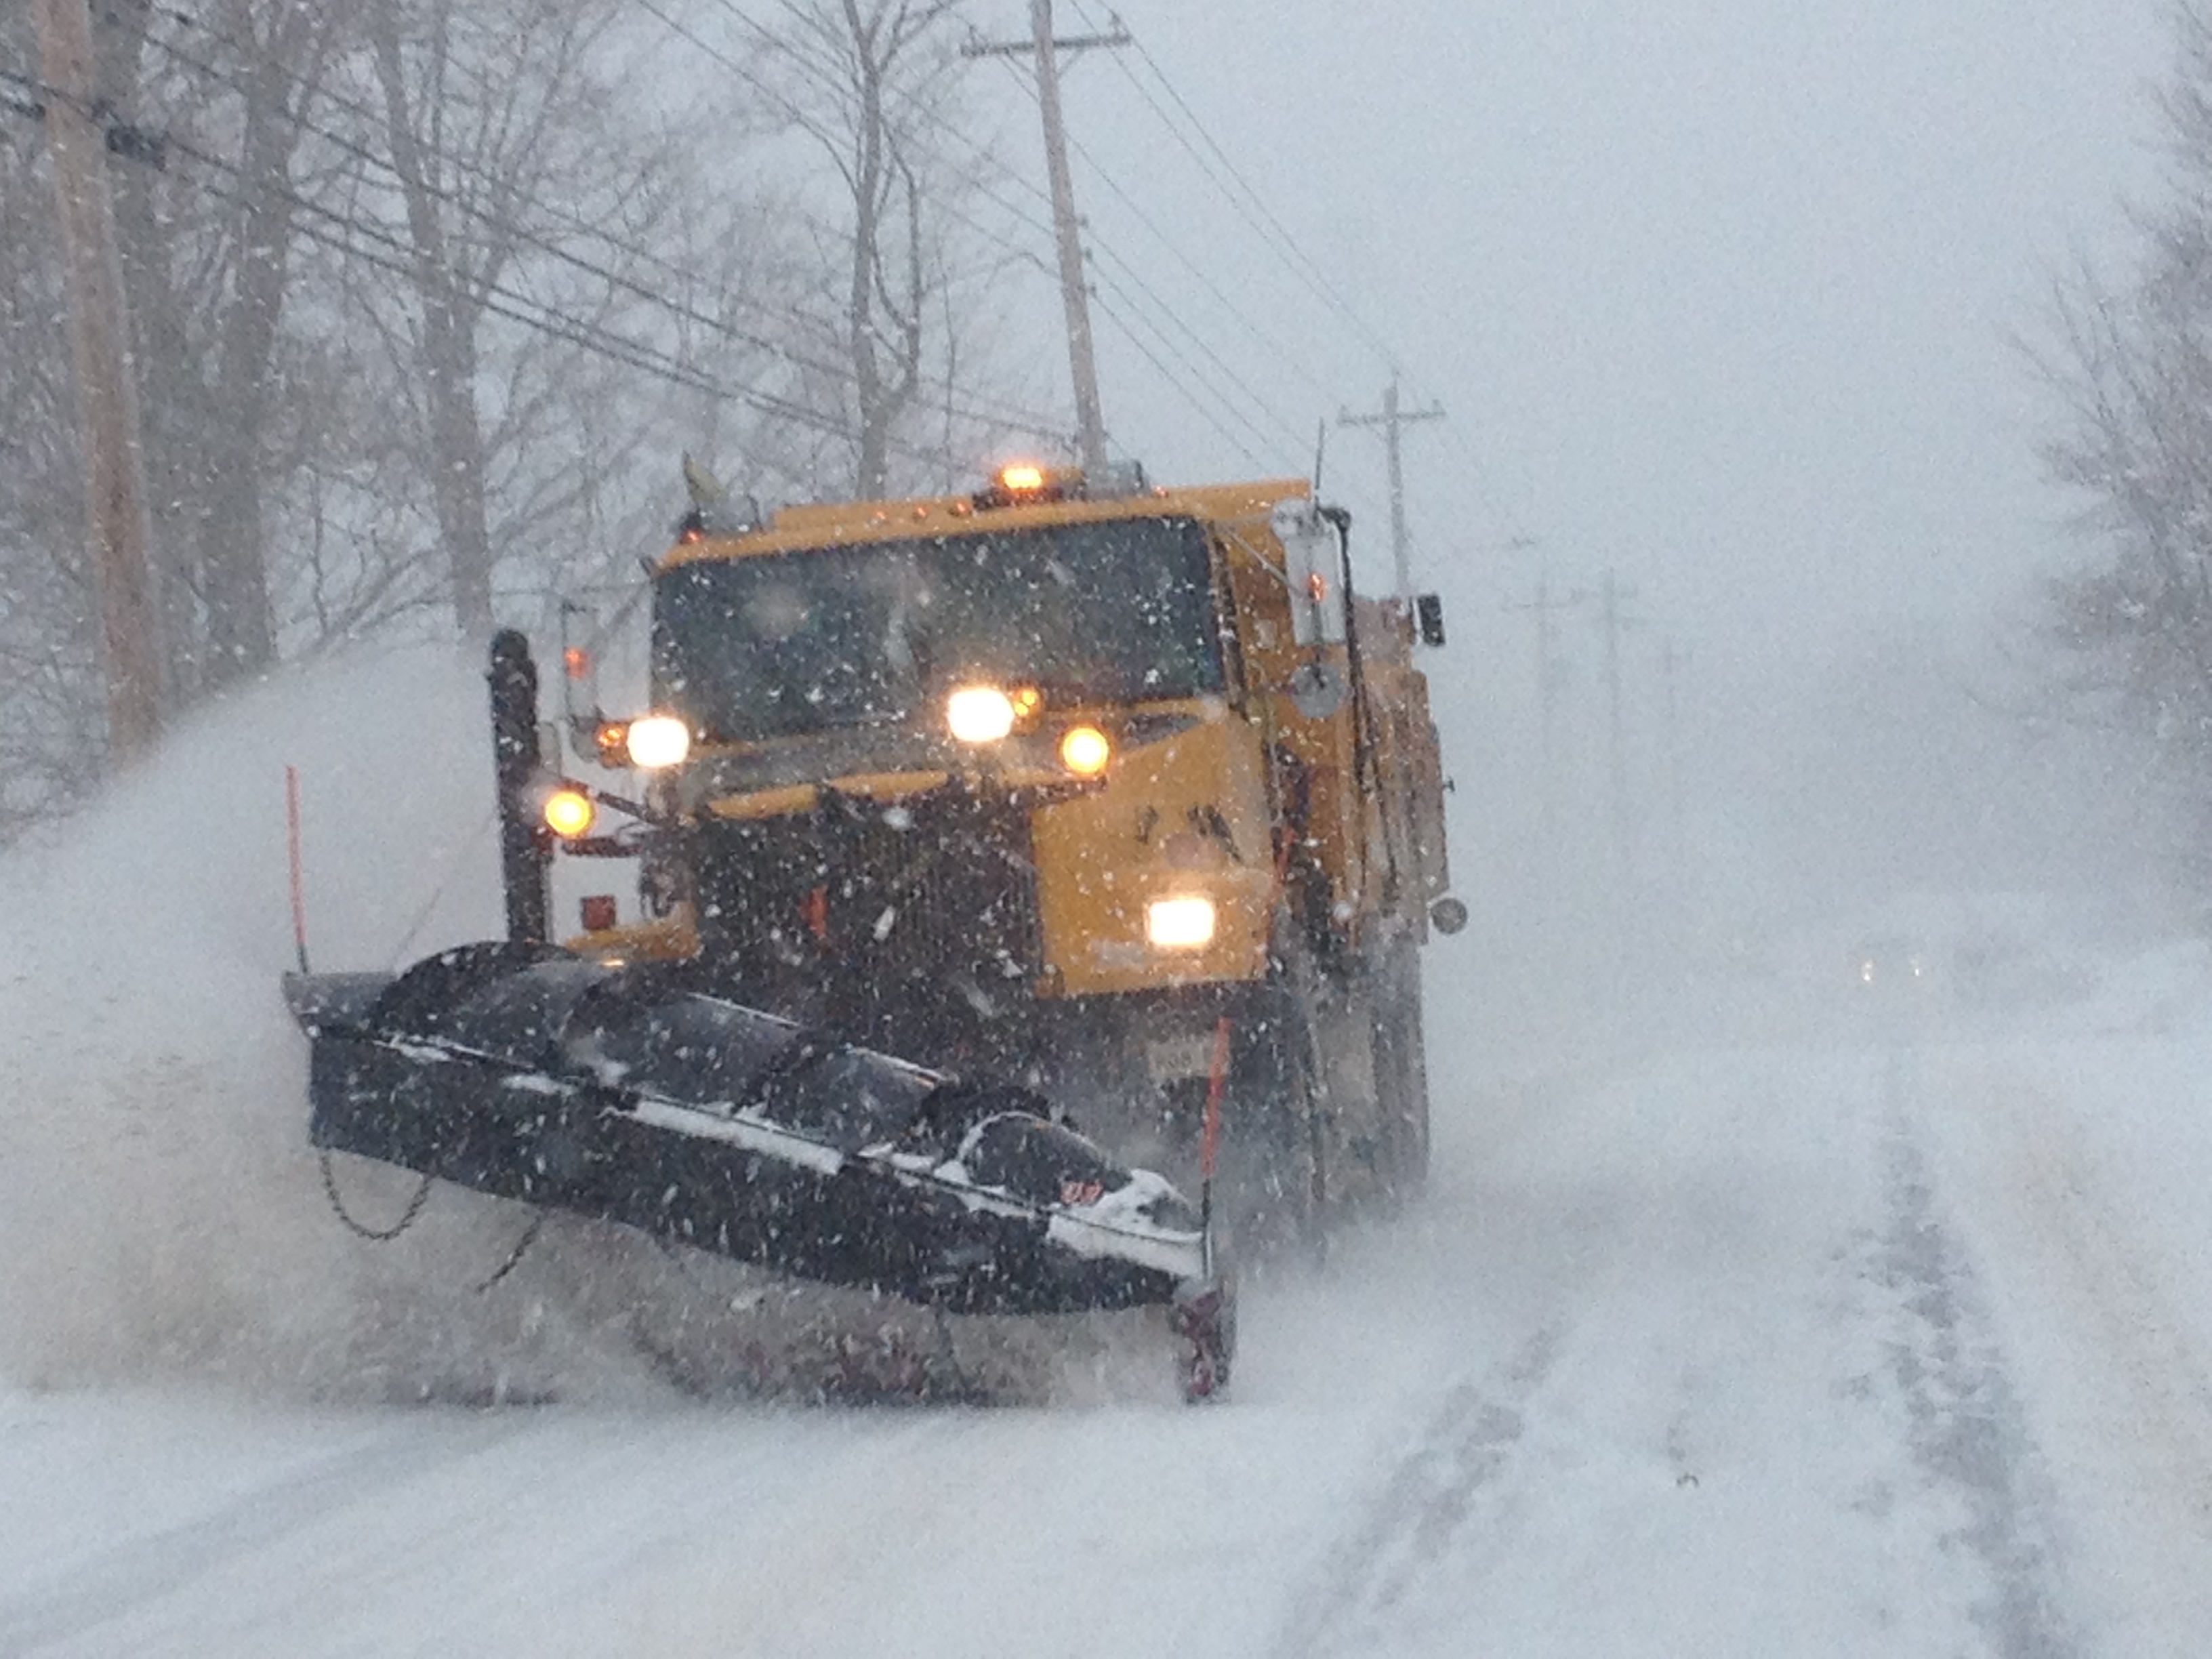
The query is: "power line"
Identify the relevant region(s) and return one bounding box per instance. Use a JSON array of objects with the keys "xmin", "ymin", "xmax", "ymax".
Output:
[
  {"xmin": 1084, "ymin": 270, "xmax": 1273, "ymax": 469},
  {"xmin": 1088, "ymin": 239, "xmax": 1305, "ymax": 462},
  {"xmin": 685, "ymin": 0, "xmax": 1333, "ymax": 470},
  {"xmin": 675, "ymin": 0, "xmax": 1231, "ymax": 467},
  {"xmin": 133, "ymin": 4, "xmax": 1069, "ymax": 443},
  {"xmin": 647, "ymin": 0, "xmax": 1297, "ymax": 468},
  {"xmin": 1050, "ymin": 107, "xmax": 1339, "ymax": 410},
  {"xmin": 1088, "ymin": 289, "xmax": 1268, "ymax": 474},
  {"xmin": 1086, "ymin": 247, "xmax": 1299, "ymax": 463},
  {"xmin": 22, "ymin": 18, "xmax": 1542, "ymax": 546},
  {"xmin": 914, "ymin": 133, "xmax": 1277, "ymax": 470},
  {"xmin": 52, "ymin": 79, "xmax": 976, "ymax": 476},
  {"xmin": 969, "ymin": 54, "xmax": 1313, "ymax": 472},
  {"xmin": 1055, "ymin": 4, "xmax": 1537, "ymax": 541},
  {"xmin": 146, "ymin": 1, "xmax": 1526, "ymax": 533},
  {"xmin": 906, "ymin": 29, "xmax": 1330, "ymax": 449},
  {"xmin": 1069, "ymin": 0, "xmax": 1412, "ymax": 381},
  {"xmin": 979, "ymin": 53, "xmax": 1312, "ymax": 462},
  {"xmin": 743, "ymin": 3, "xmax": 1547, "ymax": 548}
]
